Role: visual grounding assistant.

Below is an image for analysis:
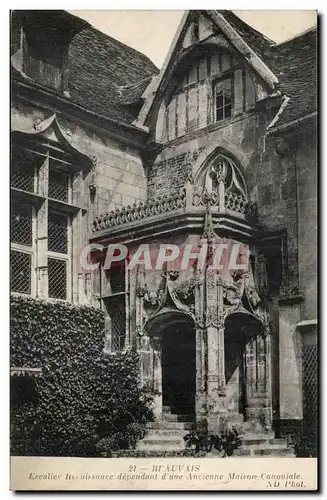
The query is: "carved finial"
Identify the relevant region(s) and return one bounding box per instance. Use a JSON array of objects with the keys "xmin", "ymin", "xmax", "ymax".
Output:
[
  {"xmin": 201, "ymin": 200, "xmax": 216, "ymax": 242},
  {"xmin": 33, "ymin": 118, "xmax": 43, "ymax": 132}
]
